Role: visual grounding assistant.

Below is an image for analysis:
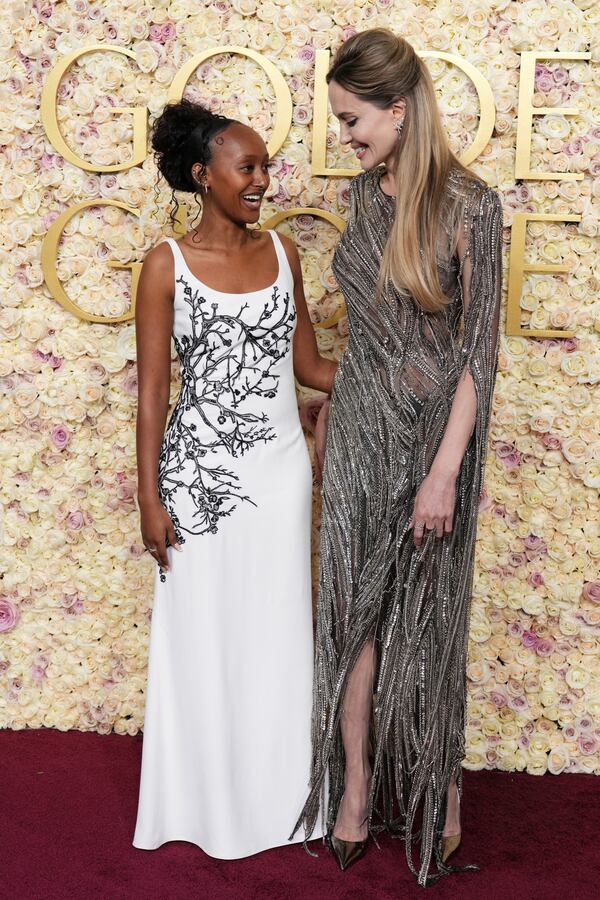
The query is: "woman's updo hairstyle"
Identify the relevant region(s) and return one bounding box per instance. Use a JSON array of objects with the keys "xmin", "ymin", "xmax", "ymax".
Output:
[{"xmin": 151, "ymin": 98, "xmax": 237, "ymax": 193}]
